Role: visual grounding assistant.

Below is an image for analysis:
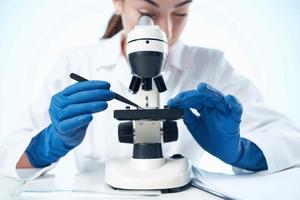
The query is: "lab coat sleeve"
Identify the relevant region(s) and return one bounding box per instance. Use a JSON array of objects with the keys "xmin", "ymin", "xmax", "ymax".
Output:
[
  {"xmin": 212, "ymin": 52, "xmax": 300, "ymax": 174},
  {"xmin": 0, "ymin": 50, "xmax": 73, "ymax": 180}
]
